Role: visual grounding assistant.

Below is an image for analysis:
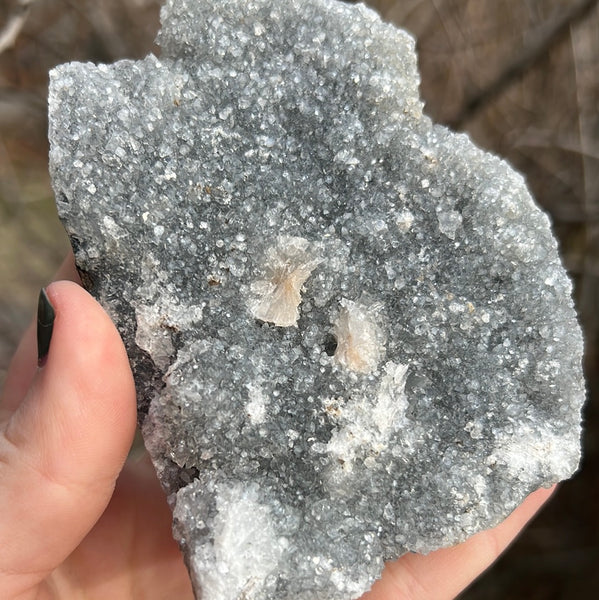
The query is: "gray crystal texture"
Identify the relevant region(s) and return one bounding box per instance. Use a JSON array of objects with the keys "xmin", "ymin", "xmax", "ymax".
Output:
[{"xmin": 49, "ymin": 0, "xmax": 585, "ymax": 598}]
